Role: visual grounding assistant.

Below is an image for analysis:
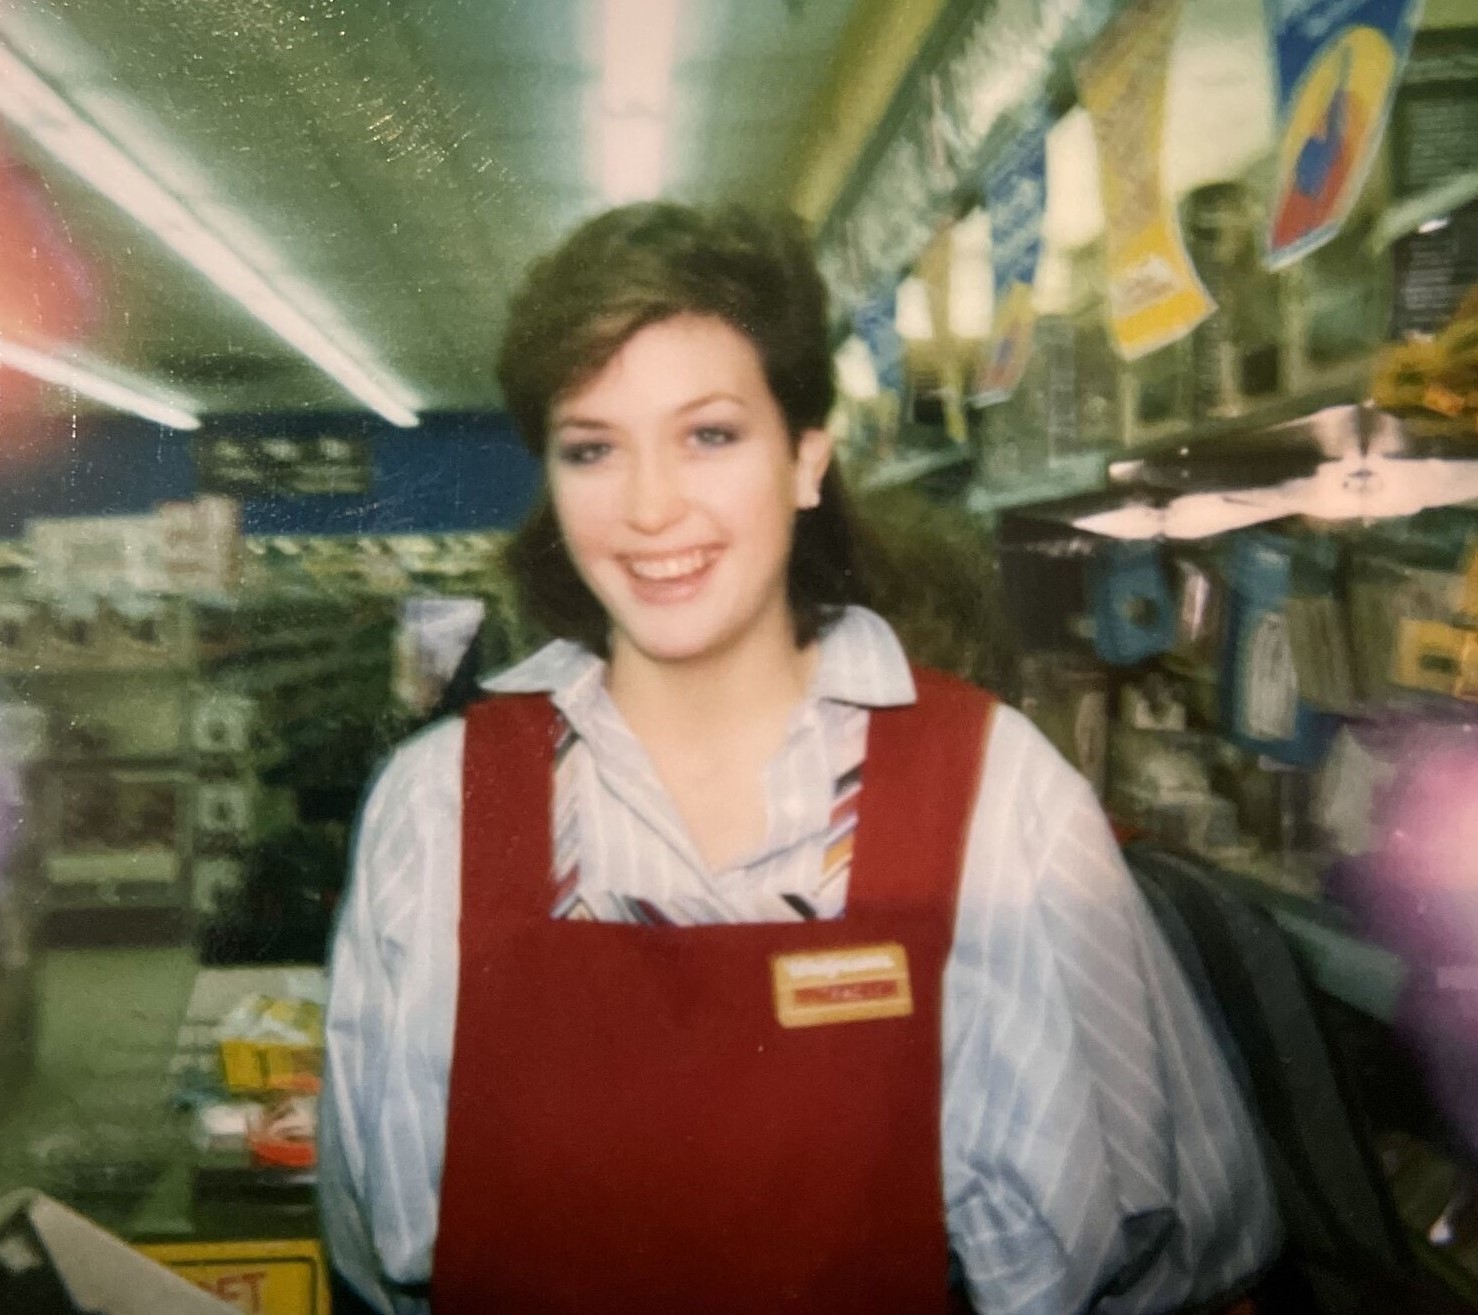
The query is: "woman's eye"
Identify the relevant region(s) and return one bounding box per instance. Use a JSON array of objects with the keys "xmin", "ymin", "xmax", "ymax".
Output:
[
  {"xmin": 691, "ymin": 425, "xmax": 739, "ymax": 449},
  {"xmin": 555, "ymin": 440, "xmax": 611, "ymax": 466}
]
